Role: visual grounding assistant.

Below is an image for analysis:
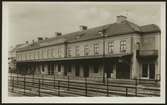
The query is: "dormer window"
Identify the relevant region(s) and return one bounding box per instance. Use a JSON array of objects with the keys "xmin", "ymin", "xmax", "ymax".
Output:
[
  {"xmin": 76, "ymin": 33, "xmax": 84, "ymax": 39},
  {"xmin": 98, "ymin": 29, "xmax": 107, "ymax": 37},
  {"xmin": 98, "ymin": 31, "xmax": 103, "ymax": 36}
]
